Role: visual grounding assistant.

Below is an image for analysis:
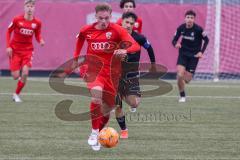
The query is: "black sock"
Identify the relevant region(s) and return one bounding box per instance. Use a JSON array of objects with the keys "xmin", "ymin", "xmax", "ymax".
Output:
[
  {"xmin": 180, "ymin": 91, "xmax": 186, "ymax": 97},
  {"xmin": 116, "ymin": 116, "xmax": 127, "ymax": 130}
]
